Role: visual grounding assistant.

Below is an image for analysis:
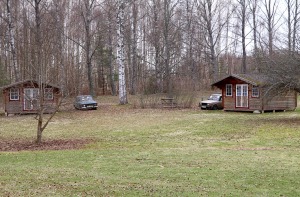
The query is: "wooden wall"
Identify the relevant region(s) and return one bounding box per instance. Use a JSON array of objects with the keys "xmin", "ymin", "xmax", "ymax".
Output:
[
  {"xmin": 3, "ymin": 87, "xmax": 60, "ymax": 115},
  {"xmin": 218, "ymin": 81, "xmax": 297, "ymax": 112}
]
